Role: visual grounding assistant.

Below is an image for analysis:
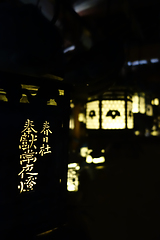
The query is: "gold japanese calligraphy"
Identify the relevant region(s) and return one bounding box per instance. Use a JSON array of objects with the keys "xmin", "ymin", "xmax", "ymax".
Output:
[
  {"xmin": 39, "ymin": 121, "xmax": 52, "ymax": 156},
  {"xmin": 18, "ymin": 120, "xmax": 53, "ymax": 193},
  {"xmin": 18, "ymin": 119, "xmax": 38, "ymax": 193}
]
